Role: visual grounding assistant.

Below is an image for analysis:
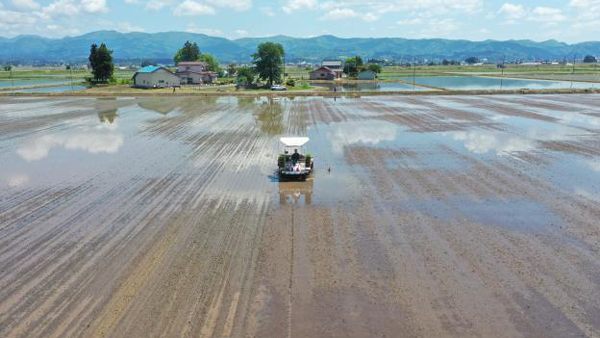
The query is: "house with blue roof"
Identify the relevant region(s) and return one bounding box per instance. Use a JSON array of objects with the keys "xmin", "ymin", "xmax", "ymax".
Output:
[{"xmin": 132, "ymin": 66, "xmax": 181, "ymax": 89}]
